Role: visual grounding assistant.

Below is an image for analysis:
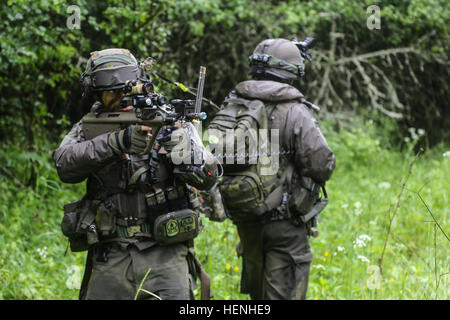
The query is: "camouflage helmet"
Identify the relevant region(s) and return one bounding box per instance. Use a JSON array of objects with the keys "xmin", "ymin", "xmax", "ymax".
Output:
[
  {"xmin": 80, "ymin": 48, "xmax": 144, "ymax": 95},
  {"xmin": 249, "ymin": 38, "xmax": 305, "ymax": 81}
]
